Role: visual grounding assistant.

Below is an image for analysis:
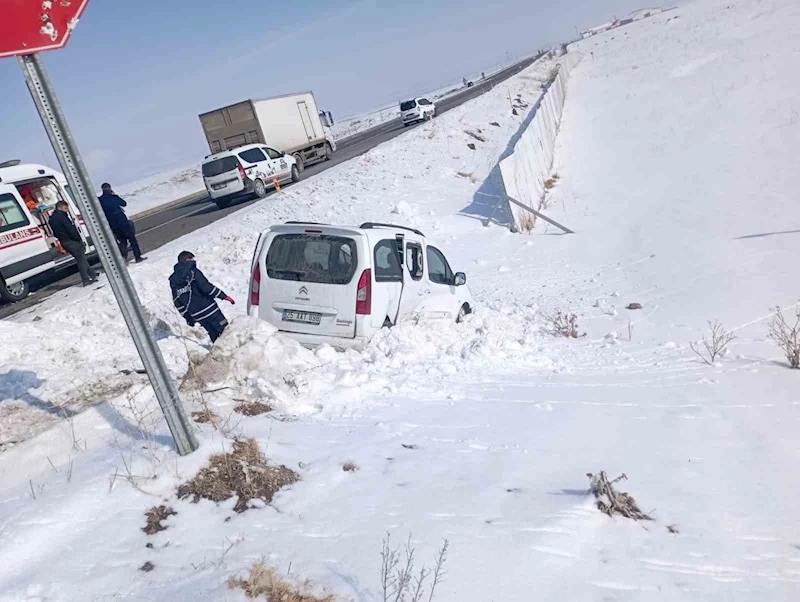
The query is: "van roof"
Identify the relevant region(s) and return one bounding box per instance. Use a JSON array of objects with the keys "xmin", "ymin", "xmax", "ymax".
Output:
[
  {"xmin": 0, "ymin": 163, "xmax": 66, "ymax": 186},
  {"xmin": 270, "ymin": 221, "xmax": 425, "ymax": 238},
  {"xmin": 203, "ymin": 144, "xmax": 263, "ymax": 162}
]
